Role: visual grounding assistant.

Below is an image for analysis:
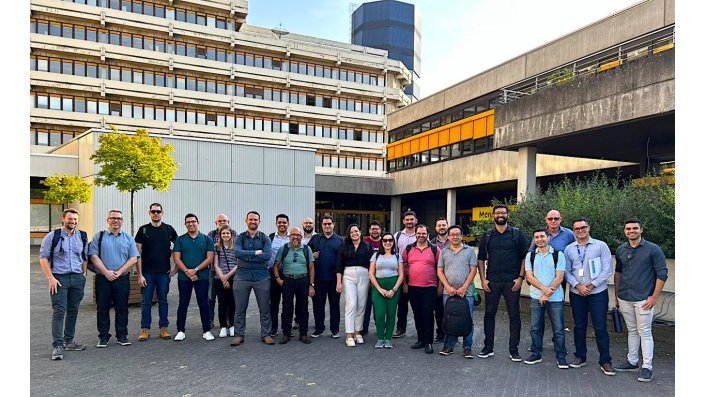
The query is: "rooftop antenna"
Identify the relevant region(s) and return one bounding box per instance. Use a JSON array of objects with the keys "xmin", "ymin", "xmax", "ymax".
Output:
[{"xmin": 271, "ymin": 23, "xmax": 289, "ymax": 39}]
